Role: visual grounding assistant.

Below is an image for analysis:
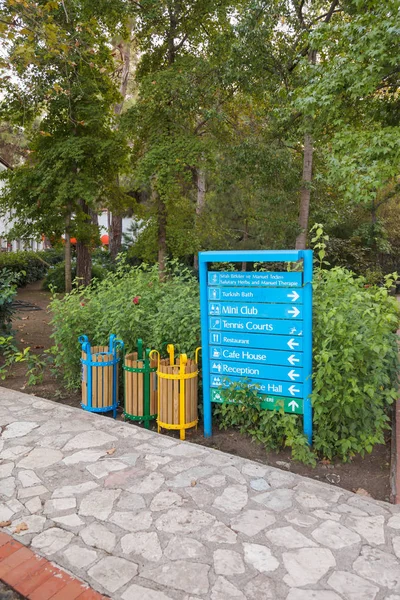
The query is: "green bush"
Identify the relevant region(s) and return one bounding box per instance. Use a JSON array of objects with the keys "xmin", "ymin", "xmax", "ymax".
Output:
[
  {"xmin": 213, "ymin": 268, "xmax": 399, "ymax": 462},
  {"xmin": 37, "ymin": 248, "xmax": 64, "ymax": 266},
  {"xmin": 50, "ymin": 250, "xmax": 399, "ymax": 462},
  {"xmin": 0, "ymin": 251, "xmax": 48, "ymax": 285},
  {"xmin": 49, "ymin": 260, "xmax": 200, "ymax": 388},
  {"xmin": 214, "ymin": 380, "xmax": 316, "ymax": 465},
  {"xmin": 312, "ymin": 266, "xmax": 399, "ymax": 460},
  {"xmin": 0, "ymin": 268, "xmax": 19, "ymax": 333},
  {"xmin": 43, "ymin": 261, "xmax": 107, "ymax": 292}
]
